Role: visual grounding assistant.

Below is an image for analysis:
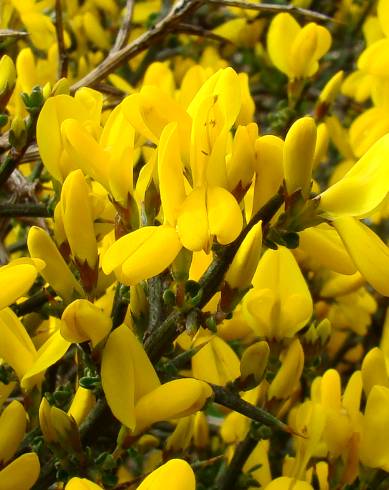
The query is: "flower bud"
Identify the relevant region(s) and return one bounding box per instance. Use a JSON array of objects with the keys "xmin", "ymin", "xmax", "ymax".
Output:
[
  {"xmin": 193, "ymin": 411, "xmax": 209, "ymax": 449},
  {"xmin": 66, "ymin": 478, "xmax": 103, "ymax": 489},
  {"xmin": 284, "ymin": 117, "xmax": 317, "ymax": 198},
  {"xmin": 0, "ymin": 401, "xmax": 26, "ymax": 464},
  {"xmin": 61, "ymin": 169, "xmax": 98, "ymax": 271},
  {"xmin": 225, "ymin": 221, "xmax": 263, "ymax": 290},
  {"xmin": 0, "ymin": 55, "xmax": 16, "ymax": 110},
  {"xmin": 239, "ymin": 341, "xmax": 270, "ymax": 390}
]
